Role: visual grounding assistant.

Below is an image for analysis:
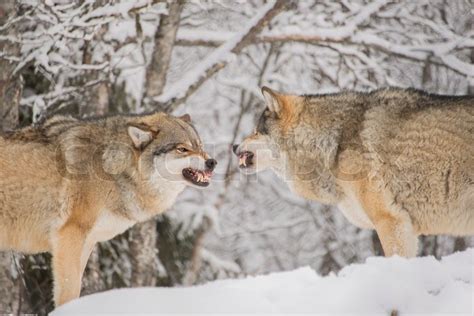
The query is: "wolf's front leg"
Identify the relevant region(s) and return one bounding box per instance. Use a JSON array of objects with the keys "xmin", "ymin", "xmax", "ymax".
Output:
[
  {"xmin": 373, "ymin": 213, "xmax": 418, "ymax": 258},
  {"xmin": 355, "ymin": 179, "xmax": 418, "ymax": 257},
  {"xmin": 51, "ymin": 223, "xmax": 89, "ymax": 307}
]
